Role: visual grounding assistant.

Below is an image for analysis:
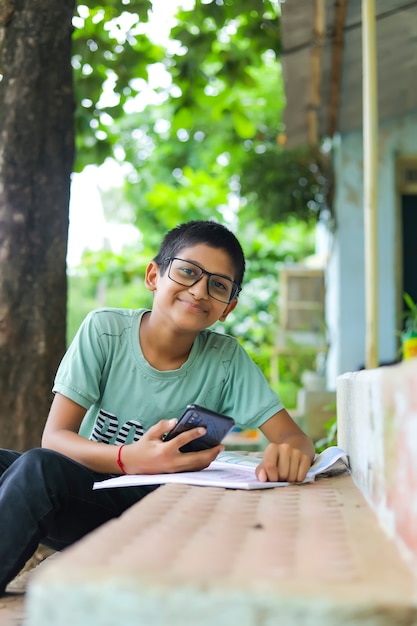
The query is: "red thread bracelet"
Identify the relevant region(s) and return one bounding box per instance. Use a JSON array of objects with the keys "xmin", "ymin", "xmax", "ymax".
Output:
[{"xmin": 117, "ymin": 444, "xmax": 128, "ymax": 475}]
